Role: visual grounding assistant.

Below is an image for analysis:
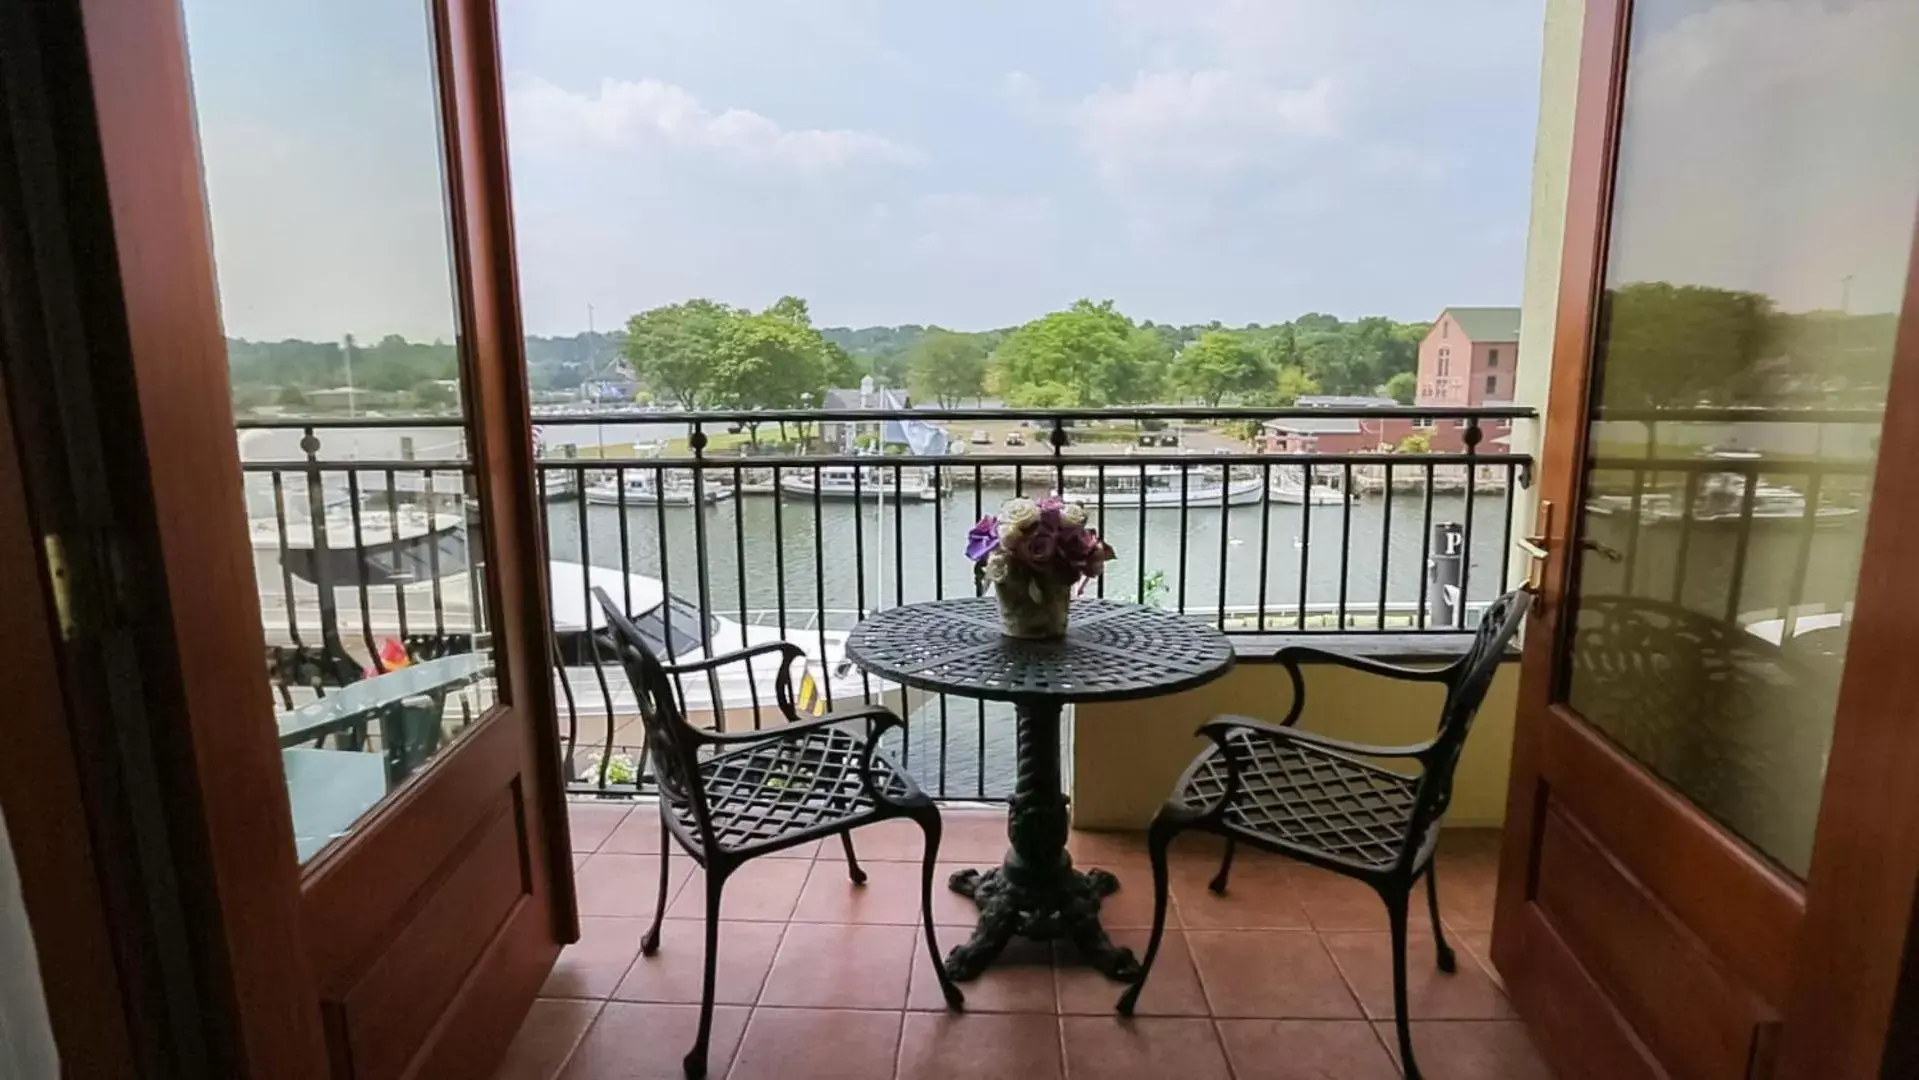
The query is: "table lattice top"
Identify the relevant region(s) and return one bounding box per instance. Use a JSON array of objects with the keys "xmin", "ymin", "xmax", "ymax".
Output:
[{"xmin": 845, "ymin": 597, "xmax": 1234, "ymax": 704}]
